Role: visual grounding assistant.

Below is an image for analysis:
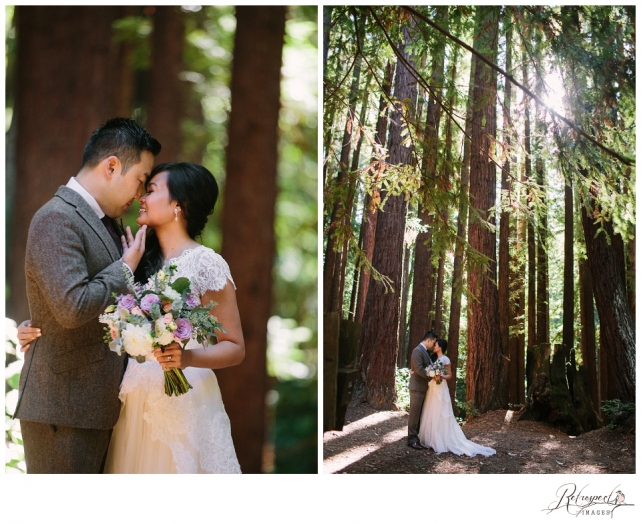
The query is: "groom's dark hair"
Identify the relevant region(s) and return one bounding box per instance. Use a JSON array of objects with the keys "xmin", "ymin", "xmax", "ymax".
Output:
[
  {"xmin": 422, "ymin": 331, "xmax": 438, "ymax": 341},
  {"xmin": 81, "ymin": 117, "xmax": 161, "ymax": 174}
]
